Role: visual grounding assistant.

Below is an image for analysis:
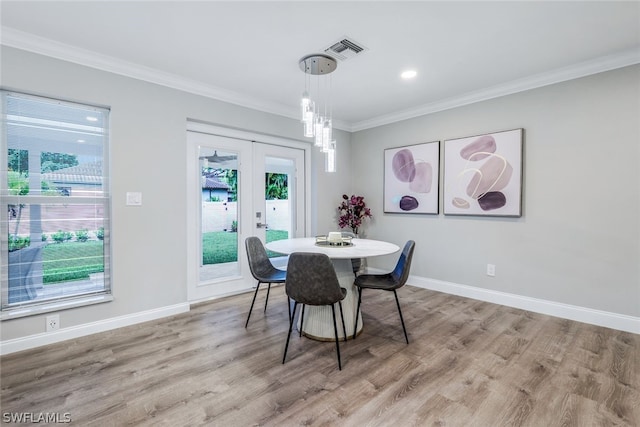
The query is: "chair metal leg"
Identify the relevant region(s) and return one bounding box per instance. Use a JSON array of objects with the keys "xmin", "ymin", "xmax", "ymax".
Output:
[
  {"xmin": 393, "ymin": 290, "xmax": 409, "ymax": 344},
  {"xmin": 353, "ymin": 287, "xmax": 363, "ymax": 339},
  {"xmin": 283, "ymin": 301, "xmax": 298, "ymax": 364},
  {"xmin": 338, "ymin": 301, "xmax": 347, "ymax": 342},
  {"xmin": 264, "ymin": 283, "xmax": 271, "ymax": 312},
  {"xmin": 245, "ymin": 281, "xmax": 262, "ymax": 328},
  {"xmin": 299, "ymin": 304, "xmax": 306, "ymax": 337},
  {"xmin": 331, "ymin": 304, "xmax": 342, "ymax": 370},
  {"xmin": 287, "ymin": 297, "xmax": 292, "ymax": 323}
]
